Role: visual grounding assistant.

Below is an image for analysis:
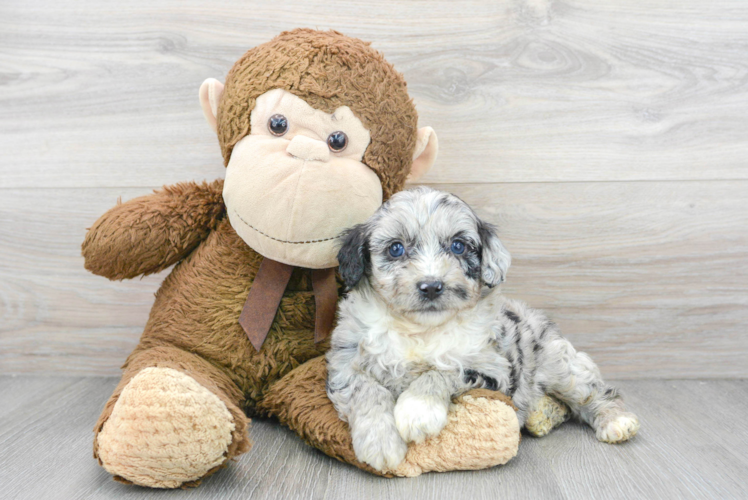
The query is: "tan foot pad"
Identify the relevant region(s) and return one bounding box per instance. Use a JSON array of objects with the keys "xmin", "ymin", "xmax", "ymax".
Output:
[
  {"xmin": 389, "ymin": 390, "xmax": 520, "ymax": 477},
  {"xmin": 96, "ymin": 367, "xmax": 235, "ymax": 488},
  {"xmin": 525, "ymin": 395, "xmax": 571, "ymax": 437}
]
